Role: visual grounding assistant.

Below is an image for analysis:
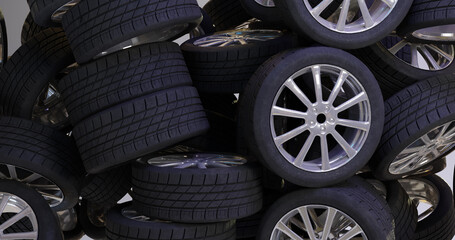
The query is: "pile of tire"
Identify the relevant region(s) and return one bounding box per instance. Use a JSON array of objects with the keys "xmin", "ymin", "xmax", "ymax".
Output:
[{"xmin": 0, "ymin": 0, "xmax": 453, "ymax": 239}]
